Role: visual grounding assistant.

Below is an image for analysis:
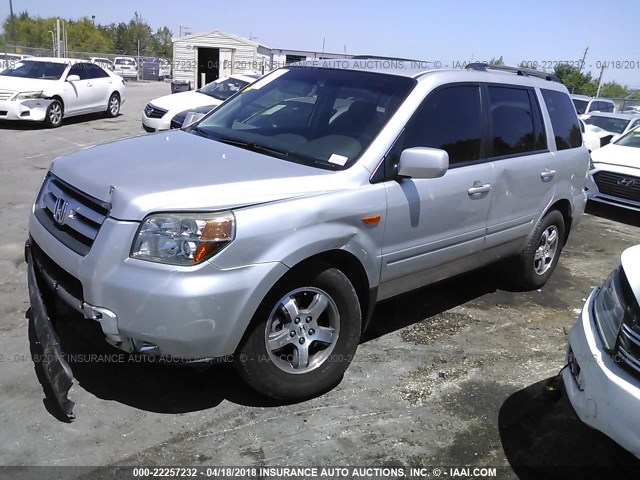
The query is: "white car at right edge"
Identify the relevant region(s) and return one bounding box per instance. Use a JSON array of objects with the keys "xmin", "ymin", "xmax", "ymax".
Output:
[
  {"xmin": 564, "ymin": 244, "xmax": 640, "ymax": 459},
  {"xmin": 586, "ymin": 127, "xmax": 640, "ymax": 211}
]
